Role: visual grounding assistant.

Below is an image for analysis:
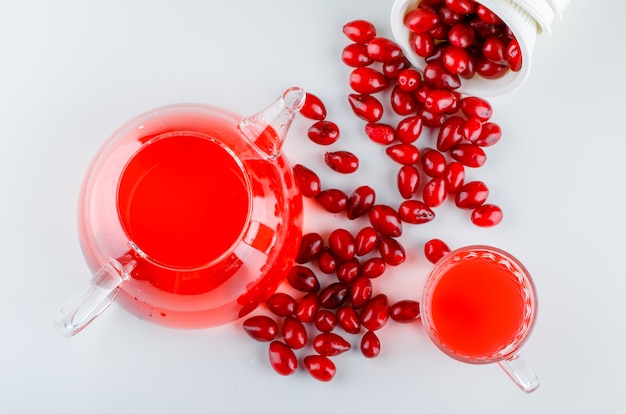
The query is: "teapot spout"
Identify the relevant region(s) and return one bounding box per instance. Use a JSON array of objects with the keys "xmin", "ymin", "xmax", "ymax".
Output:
[{"xmin": 239, "ymin": 87, "xmax": 306, "ymax": 159}]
